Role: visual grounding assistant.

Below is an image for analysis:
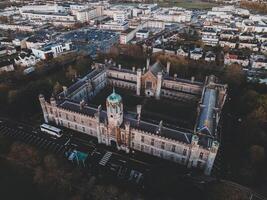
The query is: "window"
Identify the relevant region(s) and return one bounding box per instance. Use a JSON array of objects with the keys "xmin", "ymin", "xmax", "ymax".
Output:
[
  {"xmin": 132, "ymin": 142, "xmax": 134, "ymax": 147},
  {"xmin": 199, "ymin": 152, "xmax": 203, "ymax": 159},
  {"xmin": 171, "ymin": 145, "xmax": 176, "ymax": 152},
  {"xmin": 151, "ymin": 139, "xmax": 154, "ymax": 146},
  {"xmin": 141, "ymin": 136, "xmax": 144, "ymax": 142},
  {"xmin": 150, "ymin": 148, "xmax": 154, "ymax": 155},
  {"xmin": 183, "ymin": 149, "xmax": 187, "ymax": 156},
  {"xmin": 131, "ymin": 132, "xmax": 135, "ymax": 140},
  {"xmin": 141, "ymin": 145, "xmax": 144, "ymax": 151},
  {"xmin": 50, "ymin": 108, "xmax": 53, "ymax": 114},
  {"xmin": 75, "ymin": 125, "xmax": 77, "ymax": 130},
  {"xmin": 145, "ymin": 81, "xmax": 152, "ymax": 89},
  {"xmin": 161, "ymin": 142, "xmax": 165, "ymax": 150},
  {"xmin": 66, "ymin": 114, "xmax": 69, "ymax": 120},
  {"xmin": 81, "ymin": 120, "xmax": 84, "ymax": 124},
  {"xmin": 73, "ymin": 115, "xmax": 76, "ymax": 122},
  {"xmin": 68, "ymin": 122, "xmax": 70, "ymax": 128},
  {"xmin": 197, "ymin": 161, "xmax": 202, "ymax": 168},
  {"xmin": 82, "ymin": 127, "xmax": 85, "ymax": 132},
  {"xmin": 59, "ymin": 112, "xmax": 61, "ymax": 117}
]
